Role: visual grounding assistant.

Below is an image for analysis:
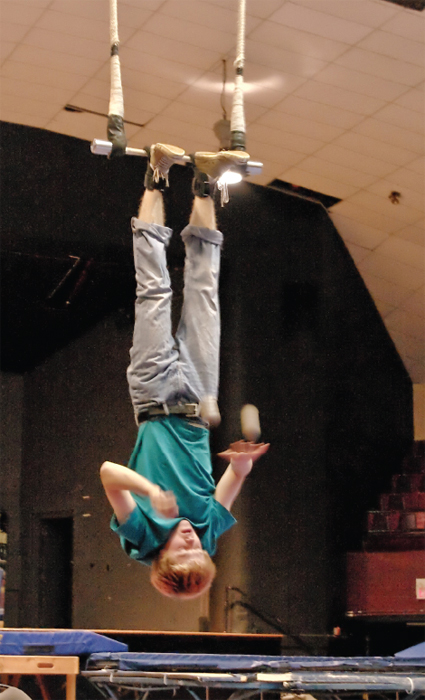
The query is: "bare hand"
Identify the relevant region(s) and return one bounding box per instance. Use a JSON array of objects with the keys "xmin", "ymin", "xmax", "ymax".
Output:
[
  {"xmin": 218, "ymin": 440, "xmax": 270, "ymax": 465},
  {"xmin": 149, "ymin": 487, "xmax": 179, "ymax": 519}
]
